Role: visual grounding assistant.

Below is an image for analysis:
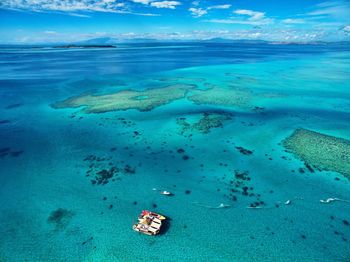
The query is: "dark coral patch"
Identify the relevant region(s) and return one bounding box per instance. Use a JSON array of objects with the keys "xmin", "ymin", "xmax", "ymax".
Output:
[
  {"xmin": 177, "ymin": 148, "xmax": 185, "ymax": 154},
  {"xmin": 95, "ymin": 168, "xmax": 117, "ymax": 185},
  {"xmin": 182, "ymin": 155, "xmax": 190, "ymax": 160},
  {"xmin": 235, "ymin": 146, "xmax": 253, "ymax": 155},
  {"xmin": 47, "ymin": 208, "xmax": 75, "ymax": 230},
  {"xmin": 83, "ymin": 154, "xmax": 136, "ymax": 186},
  {"xmin": 0, "ymin": 147, "xmax": 24, "ymax": 158},
  {"xmin": 177, "ymin": 112, "xmax": 233, "ymax": 136}
]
